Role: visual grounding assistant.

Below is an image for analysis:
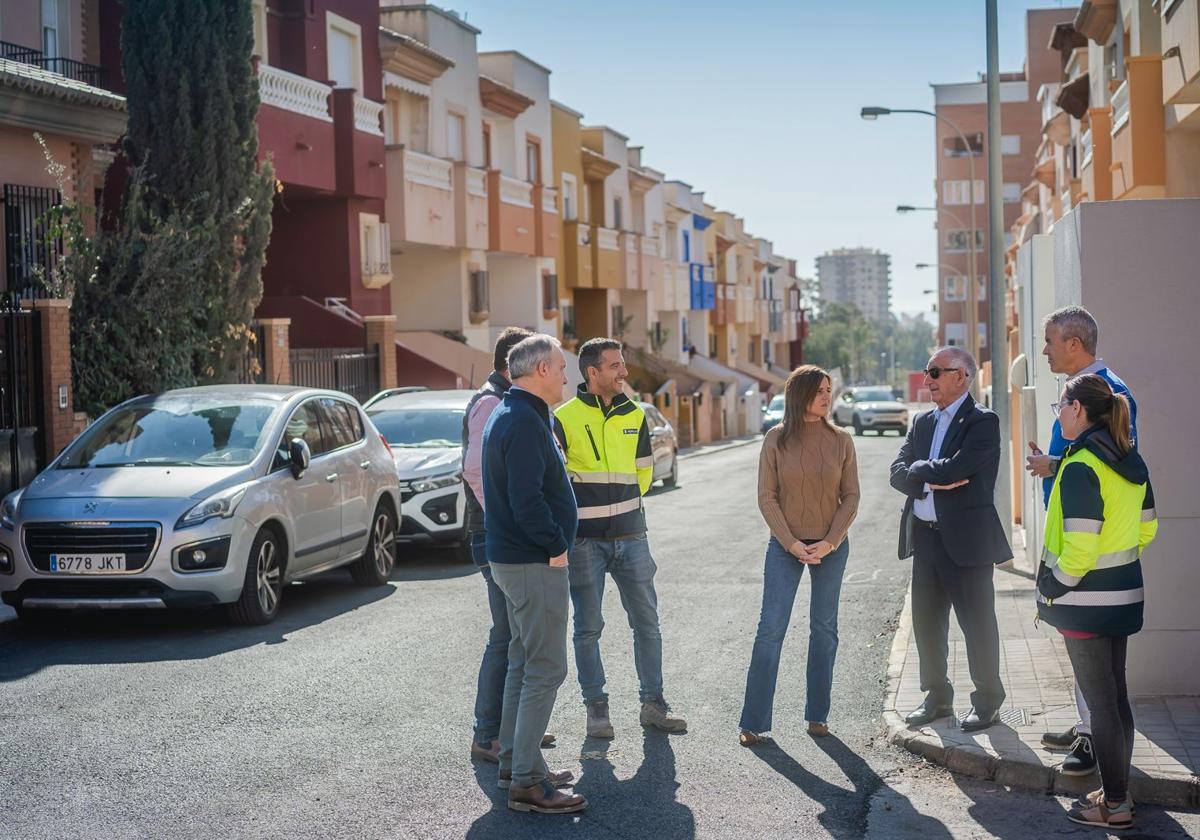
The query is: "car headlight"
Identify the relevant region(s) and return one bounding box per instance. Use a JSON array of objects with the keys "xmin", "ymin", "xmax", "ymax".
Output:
[
  {"xmin": 1, "ymin": 490, "xmax": 22, "ymax": 530},
  {"xmin": 176, "ymin": 484, "xmax": 249, "ymax": 529},
  {"xmin": 411, "ymin": 472, "xmax": 462, "ymax": 494}
]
